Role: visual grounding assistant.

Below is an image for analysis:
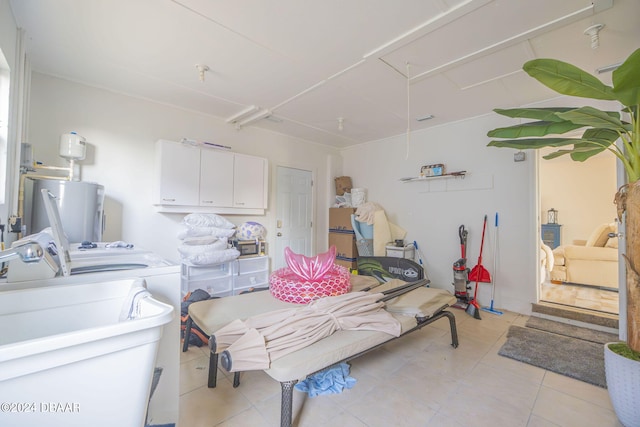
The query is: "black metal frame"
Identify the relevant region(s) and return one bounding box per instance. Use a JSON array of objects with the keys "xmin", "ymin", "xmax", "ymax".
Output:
[
  {"xmin": 181, "ymin": 280, "xmax": 459, "ymax": 427},
  {"xmin": 188, "ymin": 308, "xmax": 458, "ymax": 427}
]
